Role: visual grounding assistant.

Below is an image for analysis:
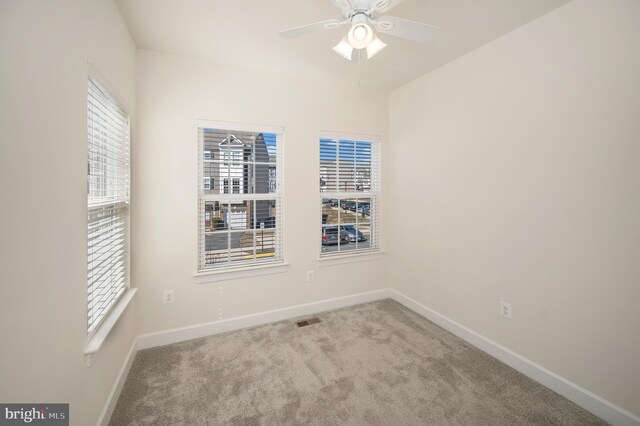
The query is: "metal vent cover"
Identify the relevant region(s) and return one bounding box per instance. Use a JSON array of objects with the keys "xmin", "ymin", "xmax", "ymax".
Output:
[{"xmin": 295, "ymin": 317, "xmax": 321, "ymax": 327}]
